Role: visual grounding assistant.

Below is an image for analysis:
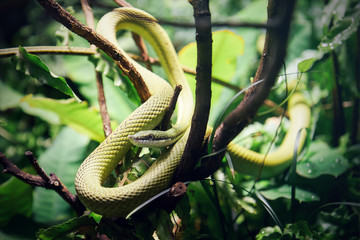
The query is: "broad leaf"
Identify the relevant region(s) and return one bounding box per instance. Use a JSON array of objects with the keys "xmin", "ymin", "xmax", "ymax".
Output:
[
  {"xmin": 179, "ymin": 30, "xmax": 245, "ymax": 124},
  {"xmin": 260, "ymin": 184, "xmax": 319, "ymax": 202},
  {"xmin": 179, "ymin": 29, "xmax": 244, "ymax": 85},
  {"xmin": 11, "ymin": 46, "xmax": 80, "ymax": 101},
  {"xmin": 22, "ymin": 95, "xmax": 109, "ymax": 142},
  {"xmin": 298, "ymin": 58, "xmax": 315, "ymax": 73},
  {"xmin": 36, "ymin": 215, "xmax": 96, "ymax": 240},
  {"xmin": 0, "ymin": 168, "xmax": 34, "ymax": 227},
  {"xmin": 62, "ymin": 55, "xmax": 137, "ymax": 123},
  {"xmin": 89, "ymin": 53, "xmax": 140, "ymax": 104},
  {"xmin": 297, "ymin": 140, "xmax": 349, "ymax": 178},
  {"xmin": 0, "ymin": 80, "xmax": 23, "ymax": 110}
]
